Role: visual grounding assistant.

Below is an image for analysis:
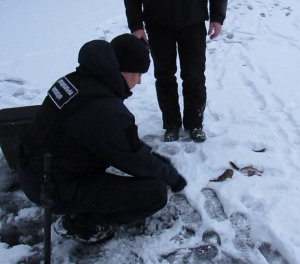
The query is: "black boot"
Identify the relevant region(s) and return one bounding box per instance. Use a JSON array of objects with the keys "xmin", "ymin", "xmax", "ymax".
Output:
[
  {"xmin": 53, "ymin": 215, "xmax": 115, "ymax": 244},
  {"xmin": 188, "ymin": 128, "xmax": 206, "ymax": 143},
  {"xmin": 164, "ymin": 128, "xmax": 179, "ymax": 142}
]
